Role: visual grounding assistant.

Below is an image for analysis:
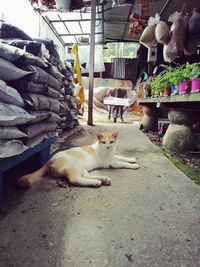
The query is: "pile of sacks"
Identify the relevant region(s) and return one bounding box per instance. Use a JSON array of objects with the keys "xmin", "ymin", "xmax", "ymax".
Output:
[{"xmin": 0, "ymin": 20, "xmax": 79, "ymax": 158}]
